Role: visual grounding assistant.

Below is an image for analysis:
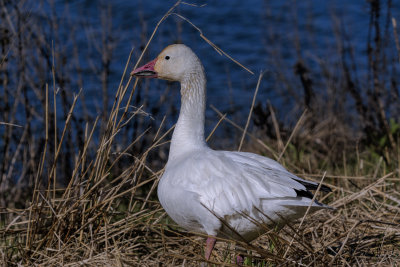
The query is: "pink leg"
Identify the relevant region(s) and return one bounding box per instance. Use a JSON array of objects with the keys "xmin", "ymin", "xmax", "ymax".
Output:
[
  {"xmin": 236, "ymin": 254, "xmax": 244, "ymax": 266},
  {"xmin": 205, "ymin": 236, "xmax": 216, "ymax": 260}
]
